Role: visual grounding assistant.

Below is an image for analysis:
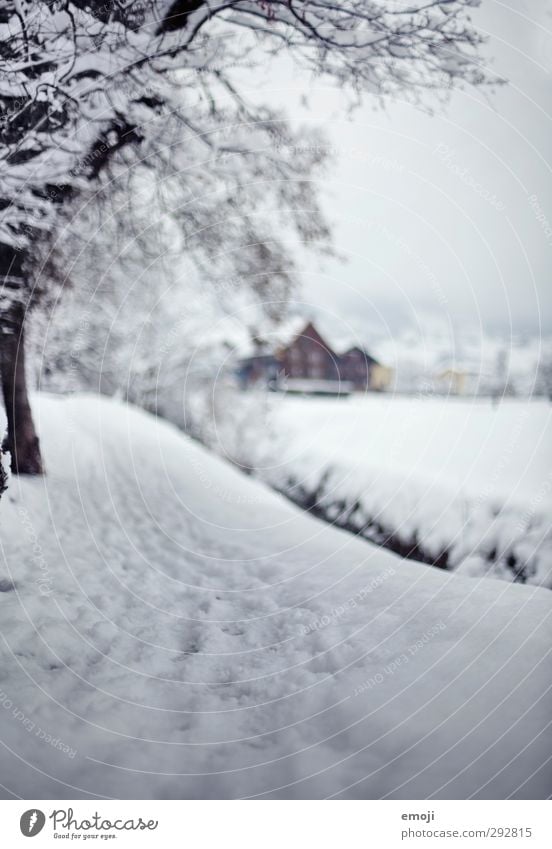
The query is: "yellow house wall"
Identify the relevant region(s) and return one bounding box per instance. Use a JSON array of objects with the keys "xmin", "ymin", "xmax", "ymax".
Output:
[{"xmin": 370, "ymin": 364, "xmax": 393, "ymax": 391}]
